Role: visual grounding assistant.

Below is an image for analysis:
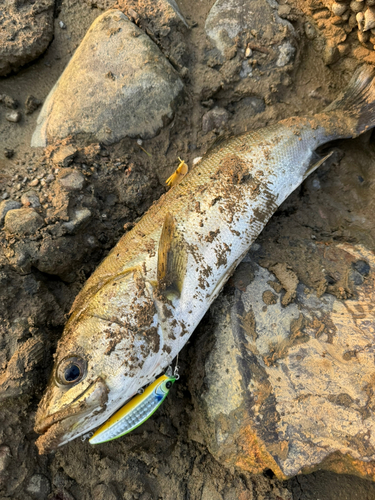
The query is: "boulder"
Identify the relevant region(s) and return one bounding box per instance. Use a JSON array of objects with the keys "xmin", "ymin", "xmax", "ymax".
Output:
[
  {"xmin": 189, "ymin": 242, "xmax": 375, "ymax": 480},
  {"xmin": 0, "ymin": 0, "xmax": 54, "ymax": 76},
  {"xmin": 31, "ymin": 10, "xmax": 184, "ymax": 147},
  {"xmin": 205, "ymin": 0, "xmax": 295, "ymax": 64}
]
